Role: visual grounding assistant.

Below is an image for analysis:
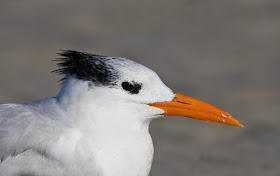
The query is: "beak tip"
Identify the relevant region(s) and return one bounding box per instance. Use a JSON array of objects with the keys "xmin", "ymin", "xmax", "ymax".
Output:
[{"xmin": 234, "ymin": 120, "xmax": 244, "ymax": 128}]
